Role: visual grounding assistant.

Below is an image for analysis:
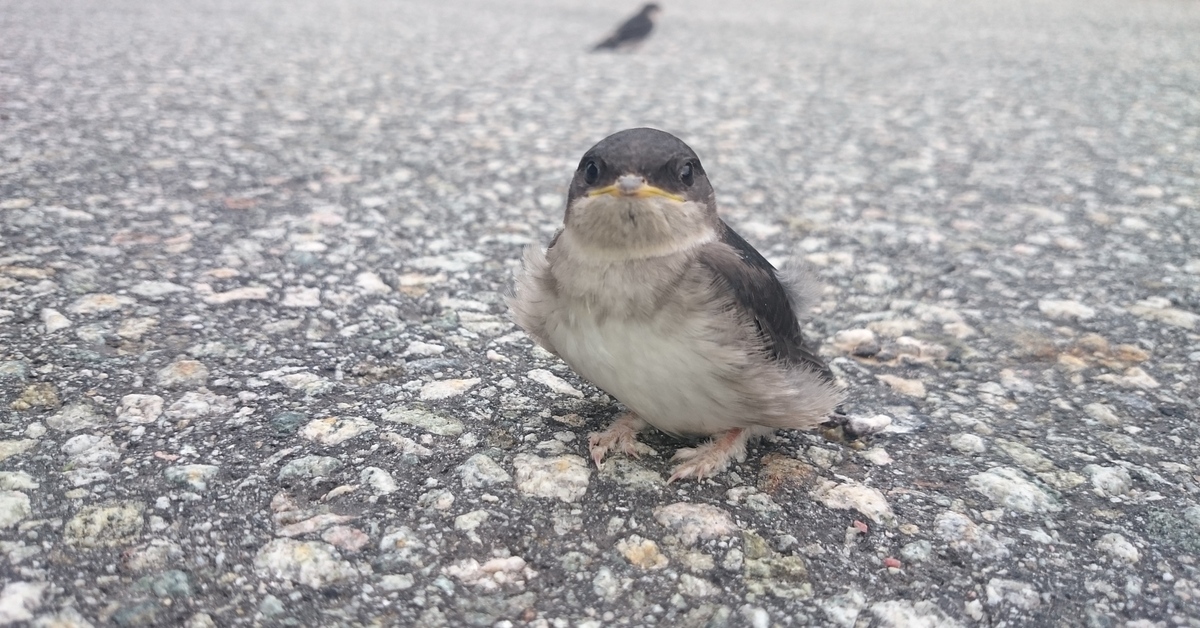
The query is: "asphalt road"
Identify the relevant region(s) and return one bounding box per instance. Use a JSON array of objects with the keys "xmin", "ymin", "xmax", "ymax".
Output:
[{"xmin": 1, "ymin": 0, "xmax": 1199, "ymax": 626}]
